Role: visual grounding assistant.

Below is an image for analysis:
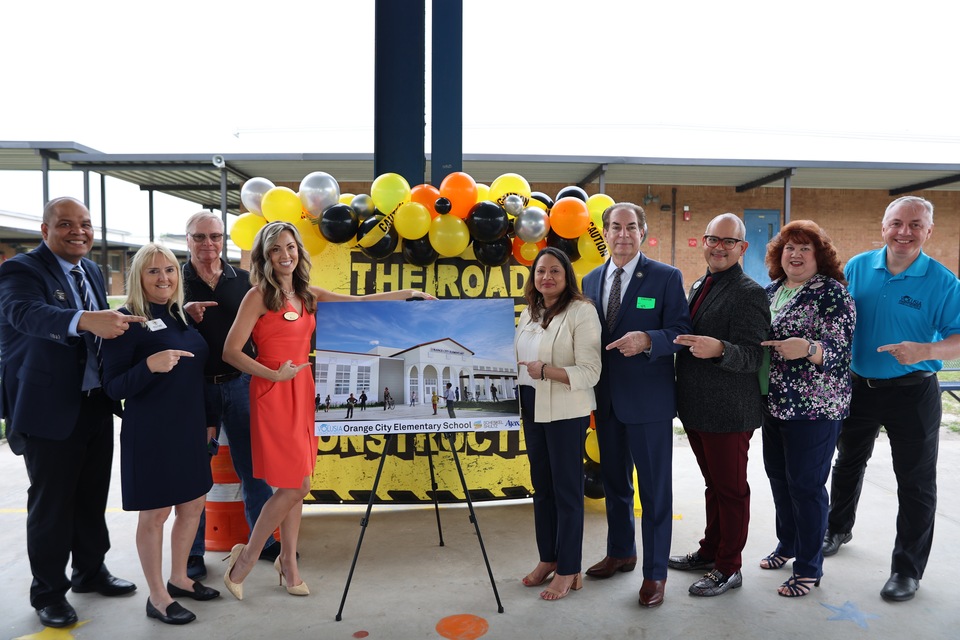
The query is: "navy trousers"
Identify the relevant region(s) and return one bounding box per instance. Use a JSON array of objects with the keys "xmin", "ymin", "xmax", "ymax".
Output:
[
  {"xmin": 519, "ymin": 386, "xmax": 587, "ymax": 575},
  {"xmin": 762, "ymin": 413, "xmax": 840, "ymax": 579}
]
